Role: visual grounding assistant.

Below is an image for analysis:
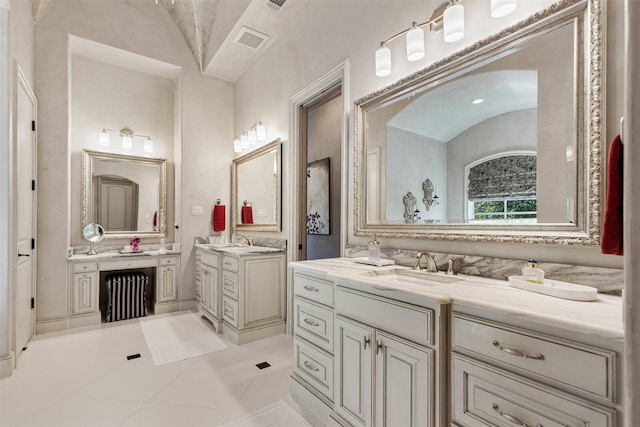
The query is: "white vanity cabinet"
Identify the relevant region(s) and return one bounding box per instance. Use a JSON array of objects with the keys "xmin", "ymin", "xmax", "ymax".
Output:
[
  {"xmin": 451, "ymin": 312, "xmax": 619, "ymax": 427},
  {"xmin": 67, "ymin": 252, "xmax": 182, "ymax": 329},
  {"xmin": 198, "ymin": 250, "xmax": 222, "ymax": 331},
  {"xmin": 221, "ymin": 252, "xmax": 286, "ymax": 344},
  {"xmin": 333, "ymin": 285, "xmax": 444, "ymax": 427}
]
